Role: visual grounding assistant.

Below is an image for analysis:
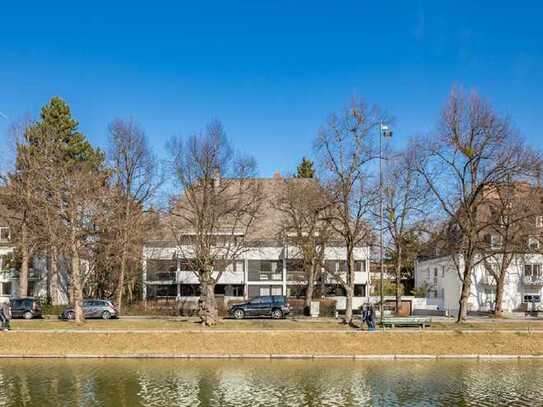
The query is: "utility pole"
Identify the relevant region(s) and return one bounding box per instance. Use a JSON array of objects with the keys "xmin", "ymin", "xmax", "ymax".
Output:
[{"xmin": 379, "ymin": 122, "xmax": 392, "ymax": 324}]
